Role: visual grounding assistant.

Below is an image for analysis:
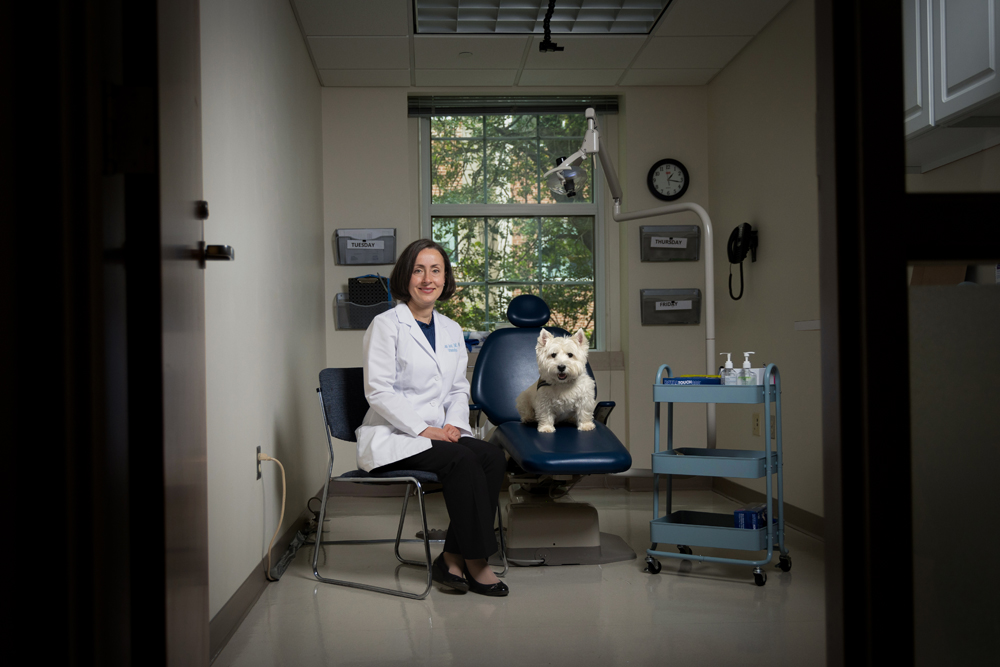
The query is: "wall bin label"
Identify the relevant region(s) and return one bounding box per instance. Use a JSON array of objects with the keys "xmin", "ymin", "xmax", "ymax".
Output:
[
  {"xmin": 656, "ymin": 300, "xmax": 693, "ymax": 311},
  {"xmin": 347, "ymin": 240, "xmax": 384, "ymax": 250},
  {"xmin": 651, "ymin": 236, "xmax": 688, "ymax": 249}
]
